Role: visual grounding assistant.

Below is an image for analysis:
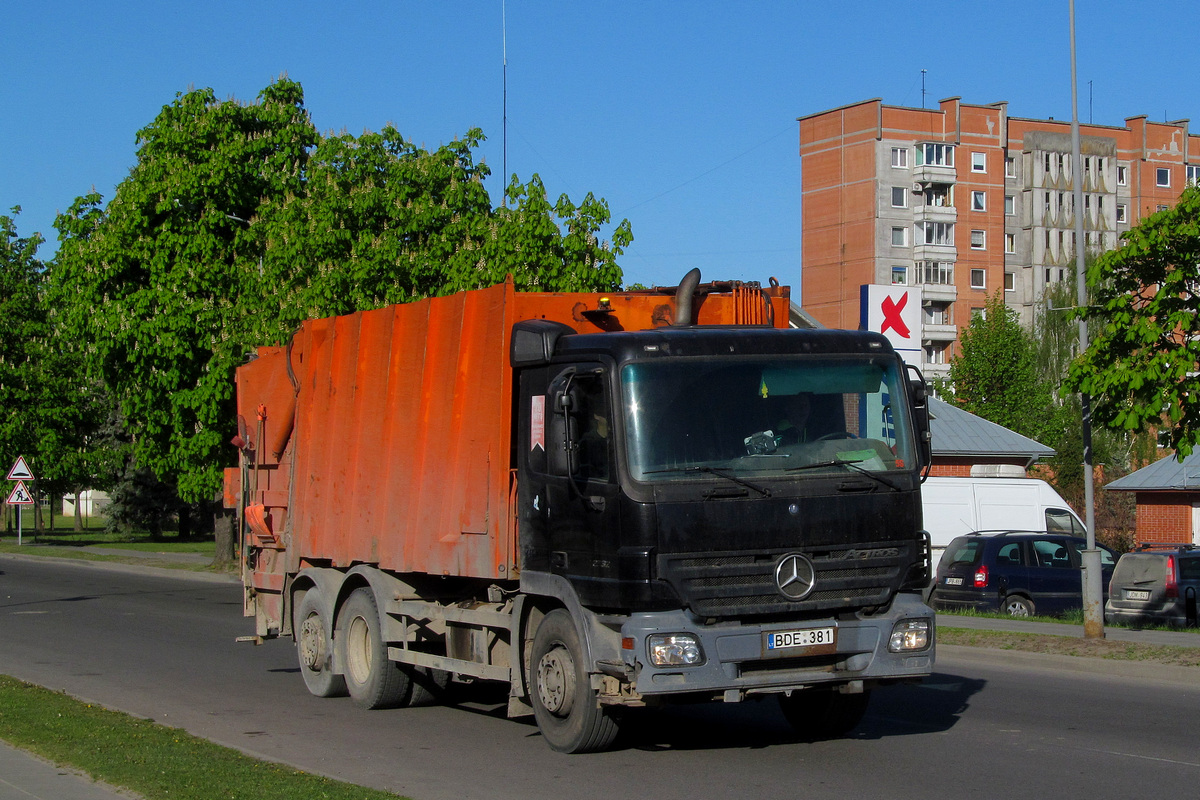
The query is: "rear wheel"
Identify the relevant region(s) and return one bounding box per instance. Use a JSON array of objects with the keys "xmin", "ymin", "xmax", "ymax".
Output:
[
  {"xmin": 294, "ymin": 588, "xmax": 347, "ymax": 698},
  {"xmin": 1004, "ymin": 595, "xmax": 1035, "ymax": 617},
  {"xmin": 529, "ymin": 609, "xmax": 620, "ymax": 753},
  {"xmin": 778, "ymin": 688, "xmax": 871, "ymax": 740},
  {"xmin": 338, "ymin": 588, "xmax": 410, "ymax": 709}
]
